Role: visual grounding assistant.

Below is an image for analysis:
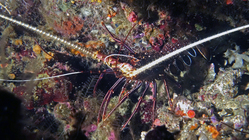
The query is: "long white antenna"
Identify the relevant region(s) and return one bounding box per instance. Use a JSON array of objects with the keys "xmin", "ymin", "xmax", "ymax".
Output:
[
  {"xmin": 0, "ymin": 72, "xmax": 82, "ymax": 82},
  {"xmin": 129, "ymin": 24, "xmax": 249, "ymax": 77},
  {"xmin": 0, "ymin": 14, "xmax": 95, "ymax": 58},
  {"xmin": 1, "ymin": 14, "xmax": 249, "ymax": 78}
]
